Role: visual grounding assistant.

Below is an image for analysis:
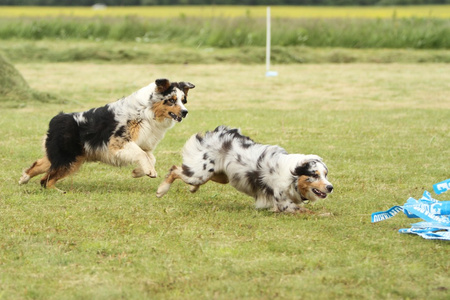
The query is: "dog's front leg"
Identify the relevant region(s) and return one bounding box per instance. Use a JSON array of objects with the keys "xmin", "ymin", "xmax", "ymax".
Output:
[
  {"xmin": 132, "ymin": 151, "xmax": 157, "ymax": 178},
  {"xmin": 131, "ymin": 153, "xmax": 157, "ymax": 178},
  {"xmin": 274, "ymin": 199, "xmax": 312, "ymax": 214},
  {"xmin": 147, "ymin": 152, "xmax": 156, "ymax": 166},
  {"xmin": 115, "ymin": 142, "xmax": 157, "ymax": 178}
]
